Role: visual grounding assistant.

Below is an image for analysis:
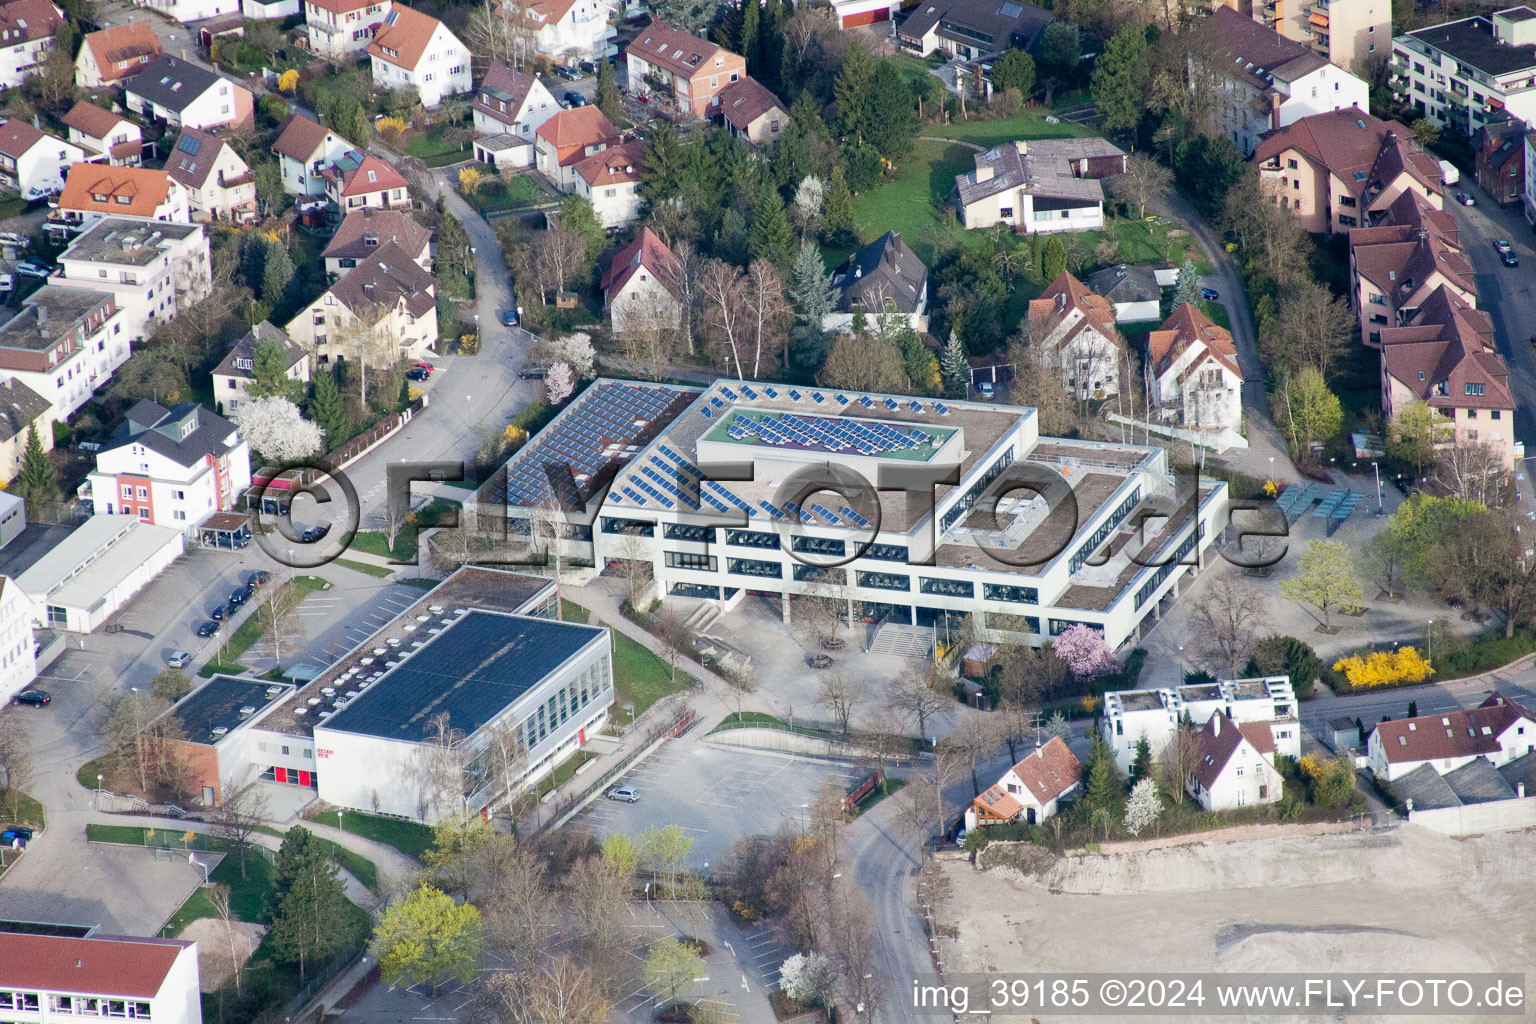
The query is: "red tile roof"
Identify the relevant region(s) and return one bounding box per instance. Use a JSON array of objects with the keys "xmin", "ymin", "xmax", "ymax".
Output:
[
  {"xmin": 1190, "ymin": 712, "xmax": 1266, "ymax": 791},
  {"xmin": 272, "ymin": 113, "xmax": 337, "ymax": 162},
  {"xmin": 575, "ymin": 140, "xmax": 642, "ymax": 187},
  {"xmin": 602, "ymin": 226, "xmax": 682, "ymax": 301},
  {"xmin": 1027, "ymin": 270, "xmax": 1119, "ymax": 356},
  {"xmin": 1006, "ymin": 736, "xmax": 1081, "ymax": 804},
  {"xmin": 1381, "ymin": 296, "xmax": 1516, "ymax": 413},
  {"xmin": 473, "ymin": 61, "xmax": 542, "ymax": 127},
  {"xmin": 626, "ymin": 20, "xmax": 740, "ymax": 80},
  {"xmin": 59, "ymin": 163, "xmax": 176, "ymax": 219},
  {"xmin": 62, "ymin": 100, "xmax": 129, "ymax": 141},
  {"xmin": 0, "ymin": 120, "xmax": 53, "ymax": 160},
  {"xmin": 0, "ymin": 933, "xmax": 190, "ymax": 998},
  {"xmin": 718, "ymin": 75, "xmax": 783, "ymax": 131},
  {"xmin": 367, "ymin": 4, "xmax": 443, "ymax": 71},
  {"xmin": 1374, "ymin": 693, "xmax": 1535, "ymax": 764},
  {"xmin": 1148, "ymin": 302, "xmax": 1241, "ymax": 381},
  {"xmin": 535, "ymin": 106, "xmax": 619, "ymax": 158},
  {"xmin": 81, "ymin": 21, "xmax": 162, "ymax": 83},
  {"xmin": 323, "ymin": 154, "xmax": 408, "ymax": 197},
  {"xmin": 1254, "ymin": 108, "xmax": 1441, "ymax": 201},
  {"xmin": 0, "ymin": 0, "xmax": 64, "ymax": 47}
]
